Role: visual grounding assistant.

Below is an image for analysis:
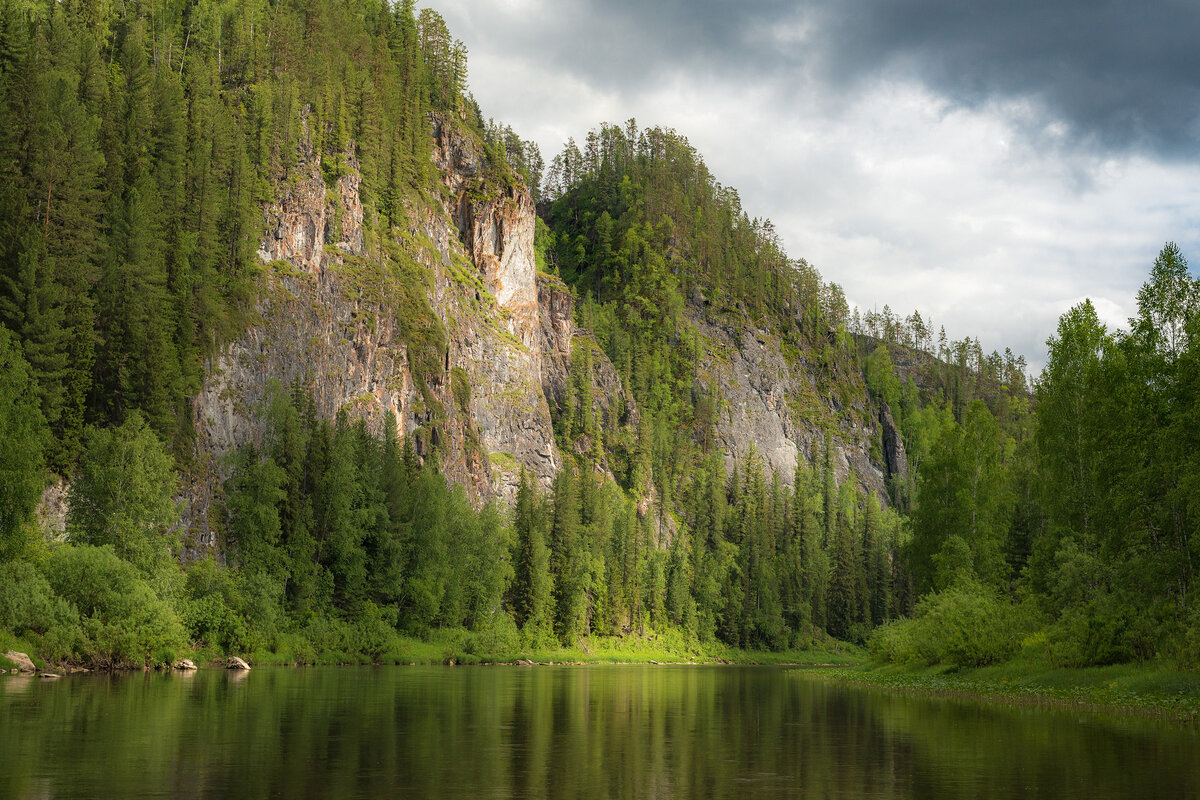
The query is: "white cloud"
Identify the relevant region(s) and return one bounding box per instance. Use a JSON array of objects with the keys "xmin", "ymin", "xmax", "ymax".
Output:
[{"xmin": 435, "ymin": 2, "xmax": 1200, "ymax": 374}]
